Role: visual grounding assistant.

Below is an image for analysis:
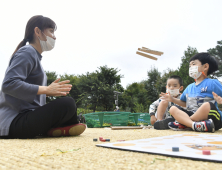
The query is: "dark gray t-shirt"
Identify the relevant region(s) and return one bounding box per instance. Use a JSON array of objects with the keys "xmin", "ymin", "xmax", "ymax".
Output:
[{"xmin": 0, "ymin": 45, "xmax": 47, "ymax": 136}]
